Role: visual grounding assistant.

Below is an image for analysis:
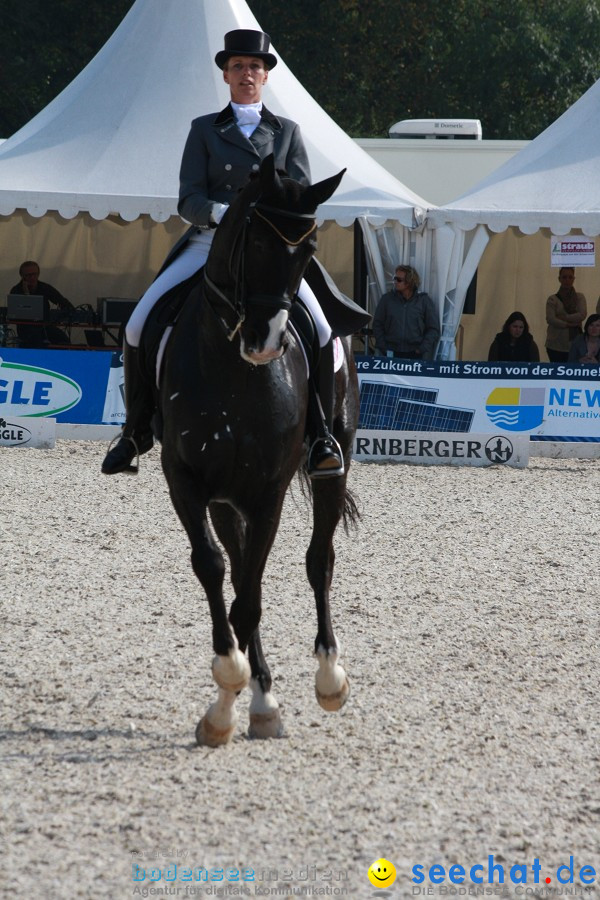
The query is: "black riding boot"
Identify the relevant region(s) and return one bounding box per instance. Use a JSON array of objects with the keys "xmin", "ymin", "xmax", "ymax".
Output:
[
  {"xmin": 101, "ymin": 340, "xmax": 154, "ymax": 475},
  {"xmin": 306, "ymin": 339, "xmax": 345, "ymax": 479}
]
